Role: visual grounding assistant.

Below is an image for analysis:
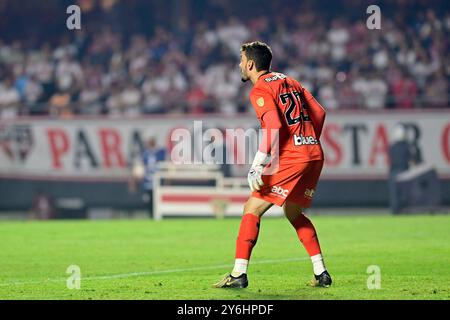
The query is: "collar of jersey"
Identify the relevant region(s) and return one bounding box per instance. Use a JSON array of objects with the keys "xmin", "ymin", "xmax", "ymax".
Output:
[{"xmin": 256, "ymin": 71, "xmax": 272, "ymax": 85}]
